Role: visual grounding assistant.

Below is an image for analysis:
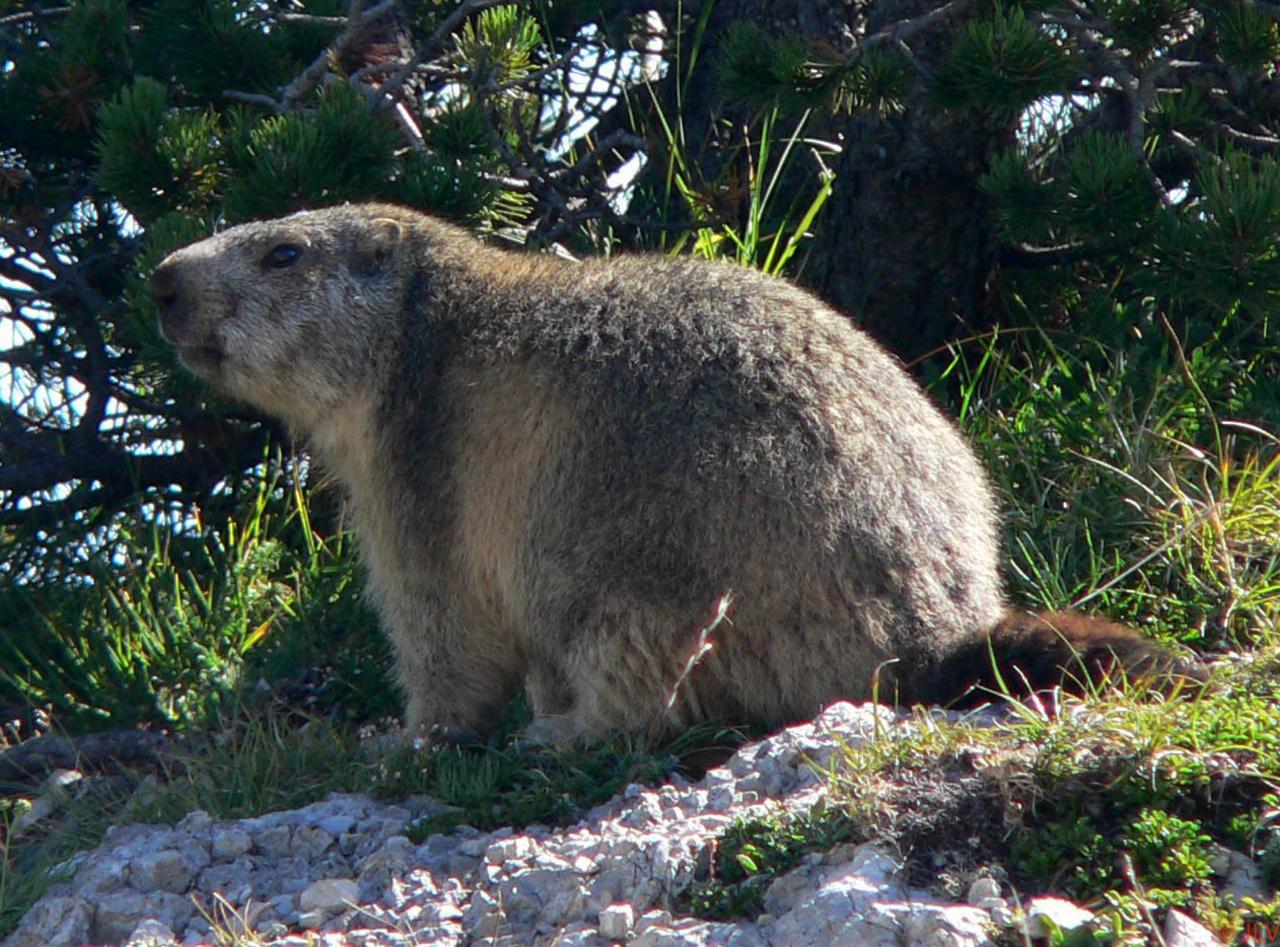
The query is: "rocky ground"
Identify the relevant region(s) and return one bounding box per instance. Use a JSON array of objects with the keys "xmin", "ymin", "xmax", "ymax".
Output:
[{"xmin": 4, "ymin": 703, "xmax": 1245, "ymax": 947}]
